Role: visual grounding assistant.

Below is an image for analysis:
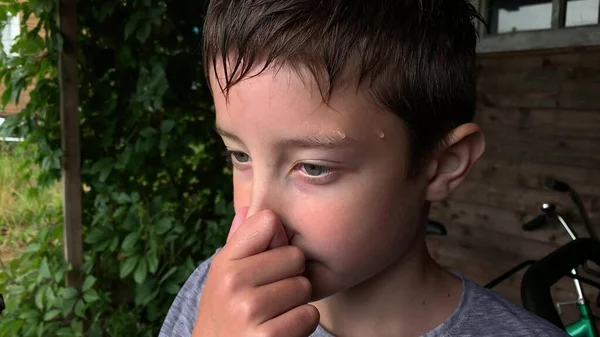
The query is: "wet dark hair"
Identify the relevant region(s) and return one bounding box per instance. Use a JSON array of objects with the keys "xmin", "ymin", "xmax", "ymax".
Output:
[{"xmin": 203, "ymin": 0, "xmax": 483, "ymax": 176}]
